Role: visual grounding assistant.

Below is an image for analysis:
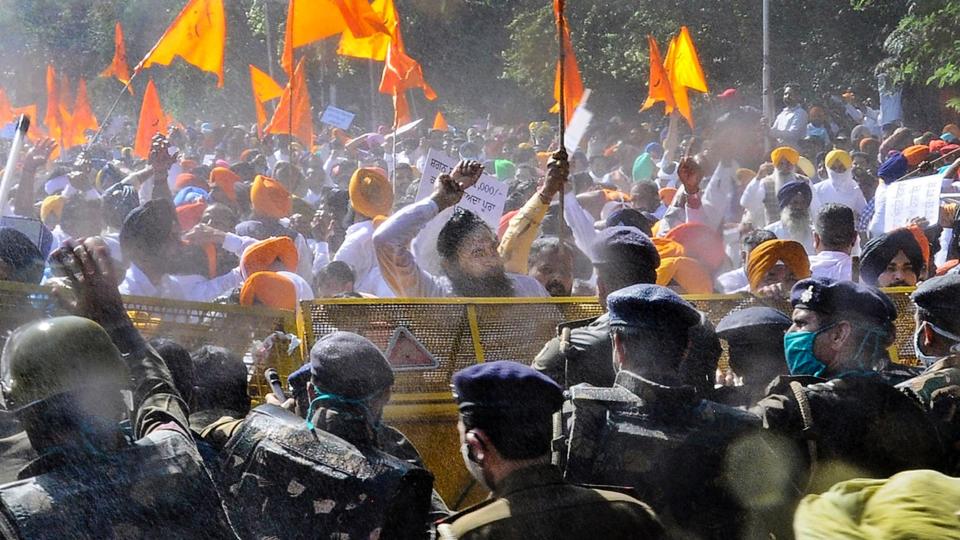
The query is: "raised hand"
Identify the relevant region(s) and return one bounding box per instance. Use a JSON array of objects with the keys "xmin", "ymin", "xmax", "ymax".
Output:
[{"xmin": 50, "ymin": 237, "xmax": 129, "ymax": 331}]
